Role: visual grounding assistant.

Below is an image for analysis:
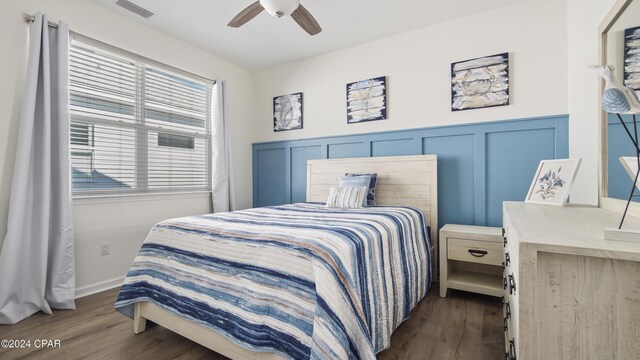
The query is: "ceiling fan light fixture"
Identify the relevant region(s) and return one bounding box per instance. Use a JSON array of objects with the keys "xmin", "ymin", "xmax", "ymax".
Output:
[
  {"xmin": 259, "ymin": 0, "xmax": 299, "ymax": 18},
  {"xmin": 228, "ymin": 0, "xmax": 322, "ymax": 36}
]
